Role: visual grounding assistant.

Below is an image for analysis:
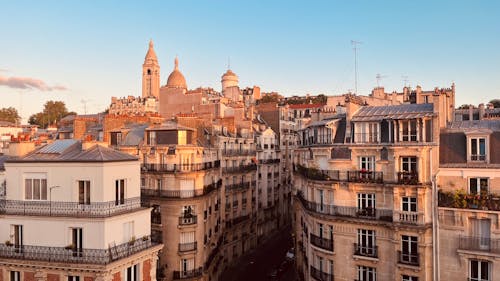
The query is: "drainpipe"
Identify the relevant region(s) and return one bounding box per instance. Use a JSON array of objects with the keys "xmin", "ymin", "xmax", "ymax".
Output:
[{"xmin": 430, "ymin": 147, "xmax": 440, "ymax": 281}]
